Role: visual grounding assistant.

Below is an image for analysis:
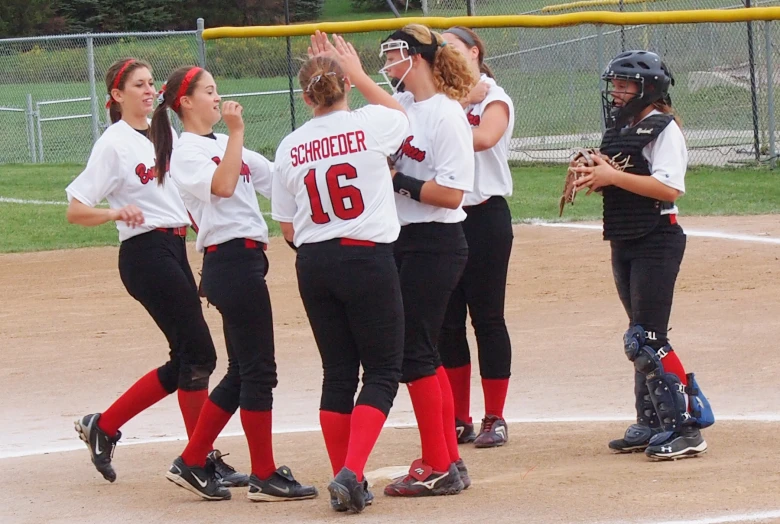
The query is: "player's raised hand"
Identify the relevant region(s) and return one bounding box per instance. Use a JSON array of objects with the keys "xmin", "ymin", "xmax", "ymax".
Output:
[
  {"xmin": 331, "ymin": 34, "xmax": 365, "ymax": 80},
  {"xmin": 221, "ymin": 101, "xmax": 244, "ymax": 134},
  {"xmin": 308, "ymin": 30, "xmax": 336, "ymax": 59},
  {"xmin": 111, "ymin": 205, "xmax": 145, "ymax": 228}
]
